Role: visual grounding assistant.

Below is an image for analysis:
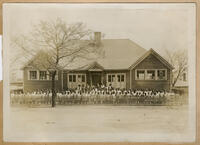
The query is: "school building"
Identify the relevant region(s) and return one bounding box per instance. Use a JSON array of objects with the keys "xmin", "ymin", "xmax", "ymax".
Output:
[{"xmin": 22, "ymin": 32, "xmax": 174, "ymax": 92}]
